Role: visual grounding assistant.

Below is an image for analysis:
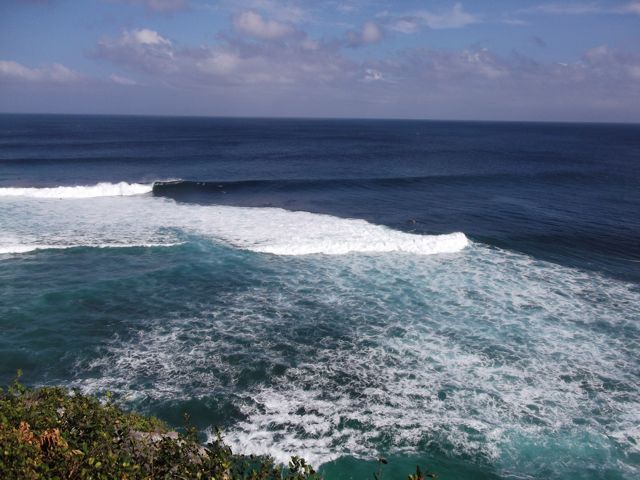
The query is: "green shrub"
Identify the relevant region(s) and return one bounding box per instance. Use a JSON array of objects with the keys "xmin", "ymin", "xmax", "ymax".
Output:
[
  {"xmin": 1, "ymin": 372, "xmax": 435, "ymax": 479},
  {"xmin": 0, "ymin": 372, "xmax": 319, "ymax": 479}
]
